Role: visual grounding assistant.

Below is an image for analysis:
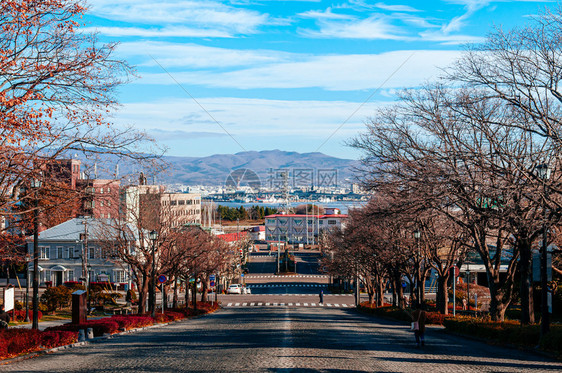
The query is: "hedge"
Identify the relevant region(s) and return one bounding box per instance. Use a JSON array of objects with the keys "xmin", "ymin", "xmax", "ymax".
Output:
[
  {"xmin": 357, "ymin": 302, "xmax": 450, "ymax": 325},
  {"xmin": 442, "ymin": 316, "xmax": 562, "ymax": 356},
  {"xmin": 45, "ymin": 319, "xmax": 120, "ymax": 337},
  {"xmin": 0, "ymin": 329, "xmax": 78, "ymax": 360}
]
